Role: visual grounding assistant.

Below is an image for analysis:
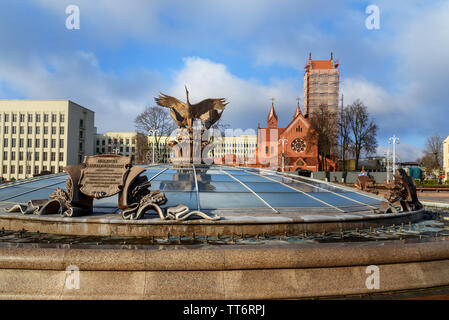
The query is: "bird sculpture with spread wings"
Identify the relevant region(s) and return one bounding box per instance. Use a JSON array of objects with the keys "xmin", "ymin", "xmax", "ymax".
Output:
[{"xmin": 155, "ymin": 86, "xmax": 228, "ymax": 129}]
